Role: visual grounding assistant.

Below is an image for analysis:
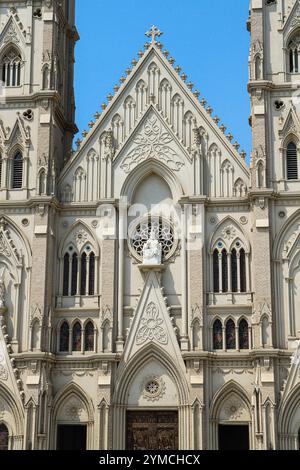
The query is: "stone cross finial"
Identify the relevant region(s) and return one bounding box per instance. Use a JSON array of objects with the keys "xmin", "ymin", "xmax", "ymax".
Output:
[{"xmin": 145, "ymin": 25, "xmax": 163, "ymax": 44}]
